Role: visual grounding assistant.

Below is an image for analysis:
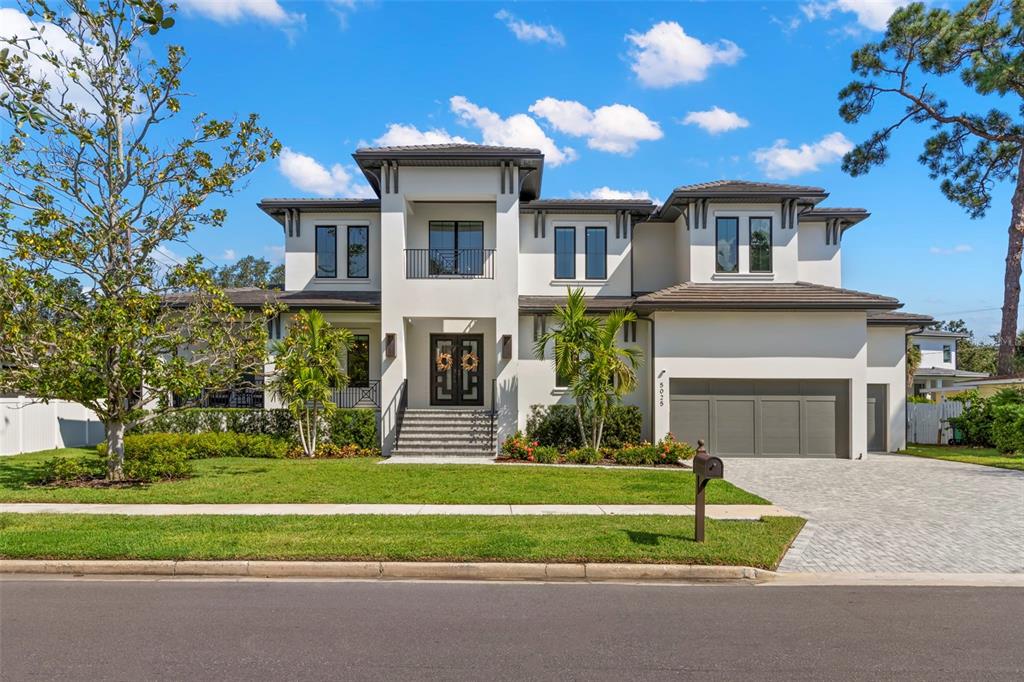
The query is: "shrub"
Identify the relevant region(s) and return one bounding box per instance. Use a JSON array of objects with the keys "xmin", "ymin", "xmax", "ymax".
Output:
[
  {"xmin": 501, "ymin": 431, "xmax": 536, "ymax": 460},
  {"xmin": 564, "ymin": 447, "xmax": 602, "ymax": 464},
  {"xmin": 613, "ymin": 443, "xmax": 659, "ymax": 466},
  {"xmin": 120, "ymin": 447, "xmax": 192, "ymax": 482},
  {"xmin": 134, "ymin": 408, "xmax": 299, "ymax": 440},
  {"xmin": 100, "ymin": 432, "xmax": 289, "ymax": 461},
  {"xmin": 991, "ymin": 403, "xmax": 1024, "ymax": 454},
  {"xmin": 526, "ymin": 404, "xmax": 642, "ymax": 450},
  {"xmin": 38, "ymin": 456, "xmax": 104, "ymax": 484},
  {"xmin": 532, "ymin": 445, "xmax": 560, "ymax": 464},
  {"xmin": 658, "ymin": 433, "xmax": 695, "ymax": 462},
  {"xmin": 327, "ymin": 409, "xmax": 377, "ymax": 449},
  {"xmin": 949, "ymin": 388, "xmax": 1024, "ymax": 447},
  {"xmin": 288, "ymin": 442, "xmax": 380, "ymax": 459}
]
